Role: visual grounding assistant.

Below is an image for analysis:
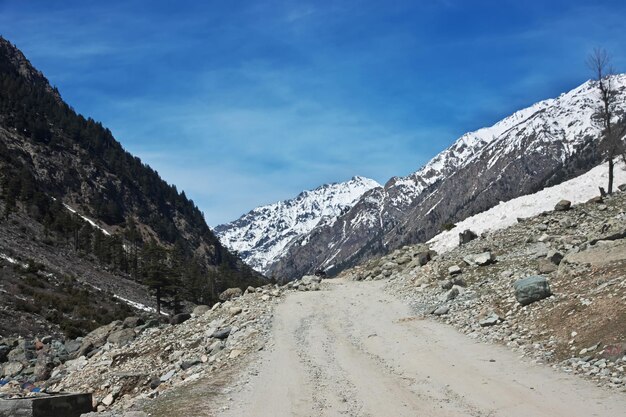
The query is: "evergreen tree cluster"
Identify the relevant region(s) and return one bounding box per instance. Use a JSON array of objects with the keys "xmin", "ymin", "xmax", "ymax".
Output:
[{"xmin": 0, "ymin": 37, "xmax": 265, "ymax": 310}]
